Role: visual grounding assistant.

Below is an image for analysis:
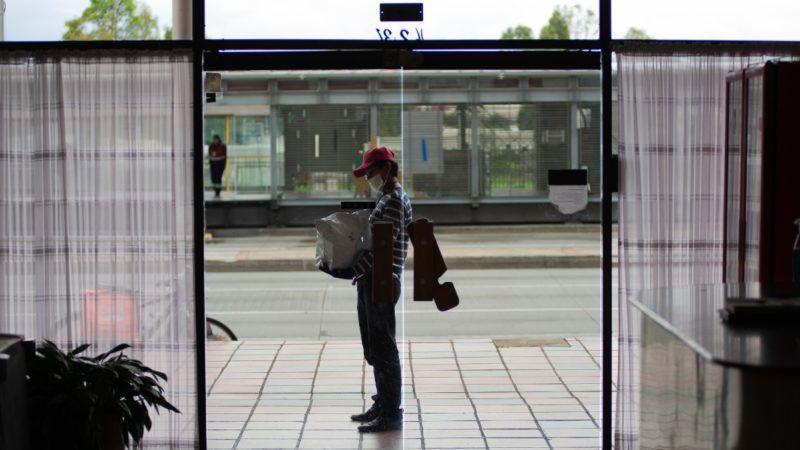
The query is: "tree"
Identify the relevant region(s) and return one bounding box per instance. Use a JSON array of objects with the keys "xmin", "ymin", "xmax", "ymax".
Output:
[
  {"xmin": 481, "ymin": 112, "xmax": 512, "ymax": 130},
  {"xmin": 501, "ymin": 25, "xmax": 534, "ymax": 40},
  {"xmin": 624, "ymin": 27, "xmax": 651, "ymax": 39},
  {"xmin": 539, "ymin": 9, "xmax": 570, "ymax": 40},
  {"xmin": 564, "ymin": 5, "xmax": 598, "ymax": 39},
  {"xmin": 540, "ymin": 4, "xmax": 598, "ymax": 40},
  {"xmin": 63, "ymin": 0, "xmax": 160, "ymax": 40},
  {"xmin": 517, "ymin": 105, "xmax": 537, "ymax": 131},
  {"xmin": 163, "ymin": 27, "xmax": 173, "ymax": 40}
]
